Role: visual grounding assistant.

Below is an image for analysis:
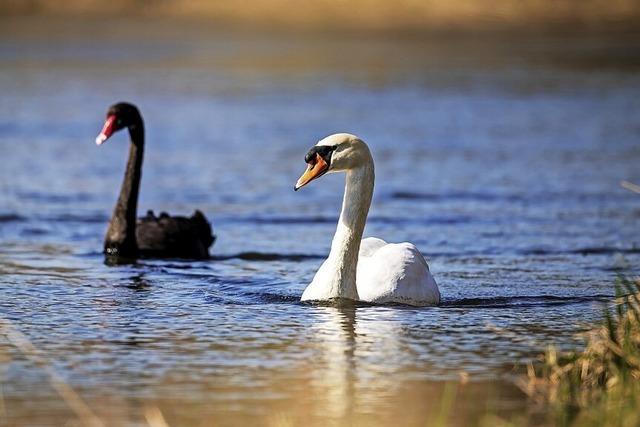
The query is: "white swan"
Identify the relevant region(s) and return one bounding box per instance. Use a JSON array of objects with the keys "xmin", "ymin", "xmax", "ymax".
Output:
[{"xmin": 294, "ymin": 133, "xmax": 440, "ymax": 306}]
